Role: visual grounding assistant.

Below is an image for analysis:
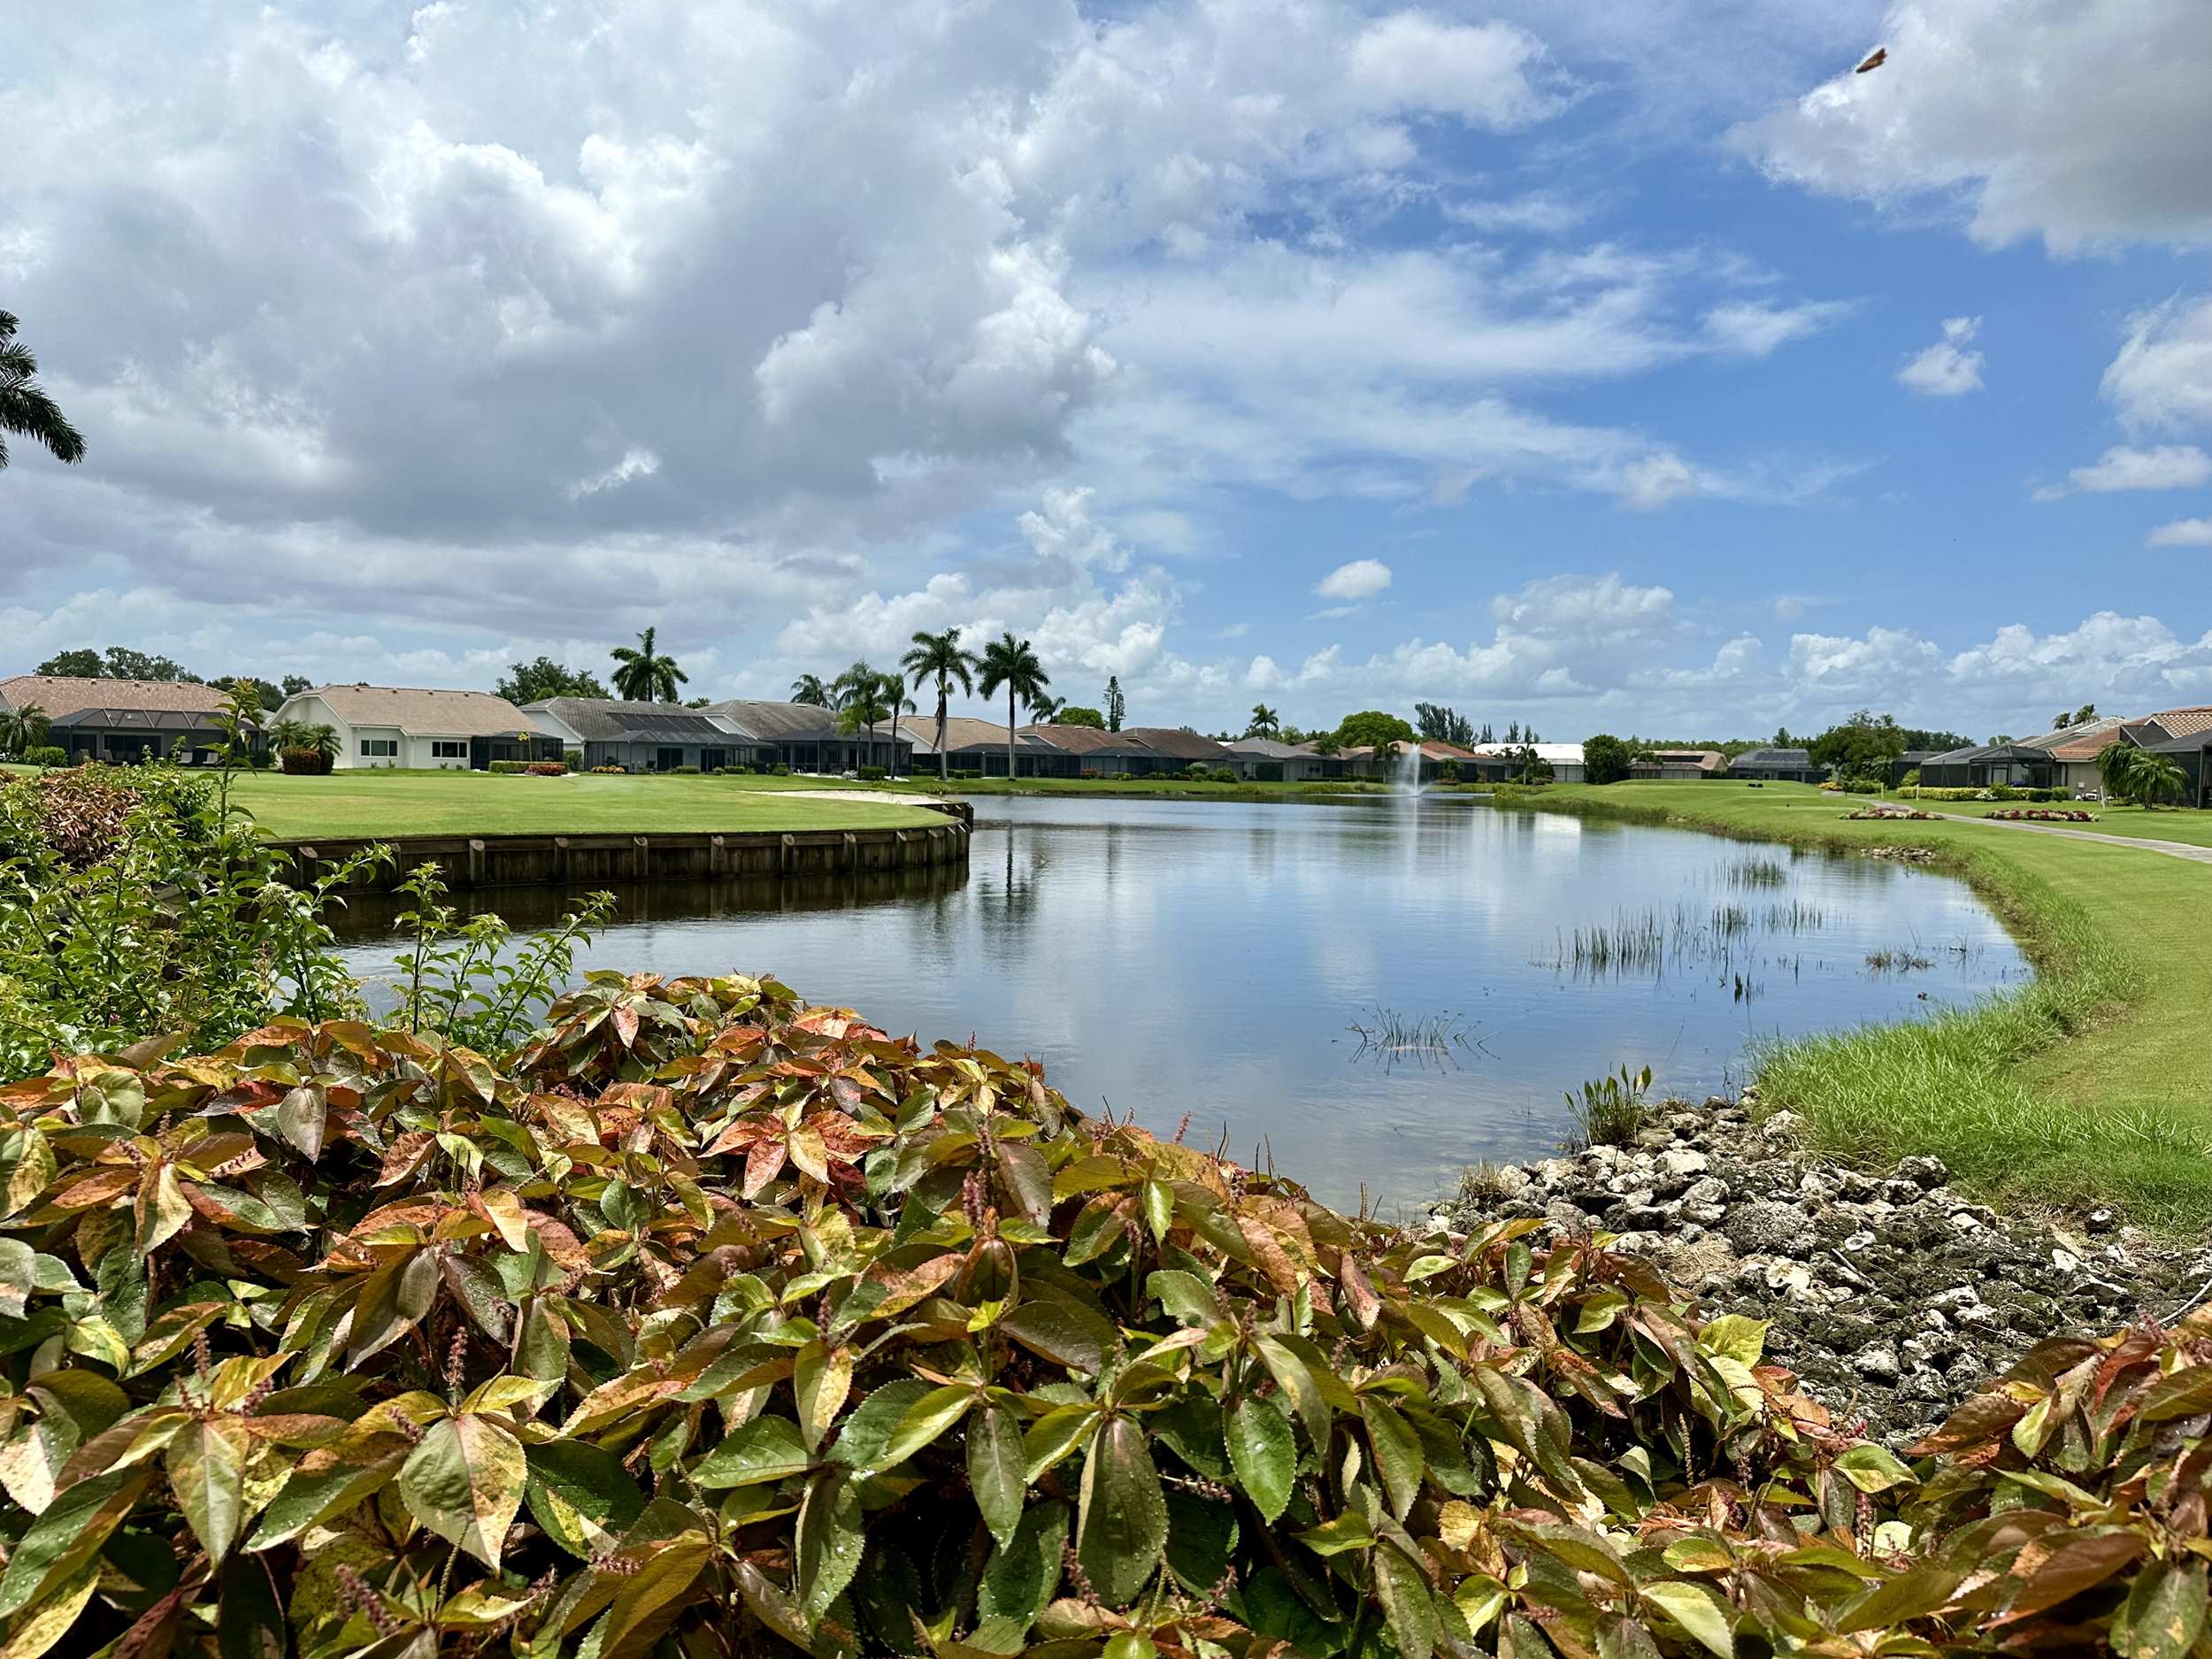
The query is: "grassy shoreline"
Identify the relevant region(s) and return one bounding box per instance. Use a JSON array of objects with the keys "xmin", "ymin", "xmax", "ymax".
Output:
[{"xmin": 1494, "ymin": 781, "xmax": 2212, "ymax": 1229}]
